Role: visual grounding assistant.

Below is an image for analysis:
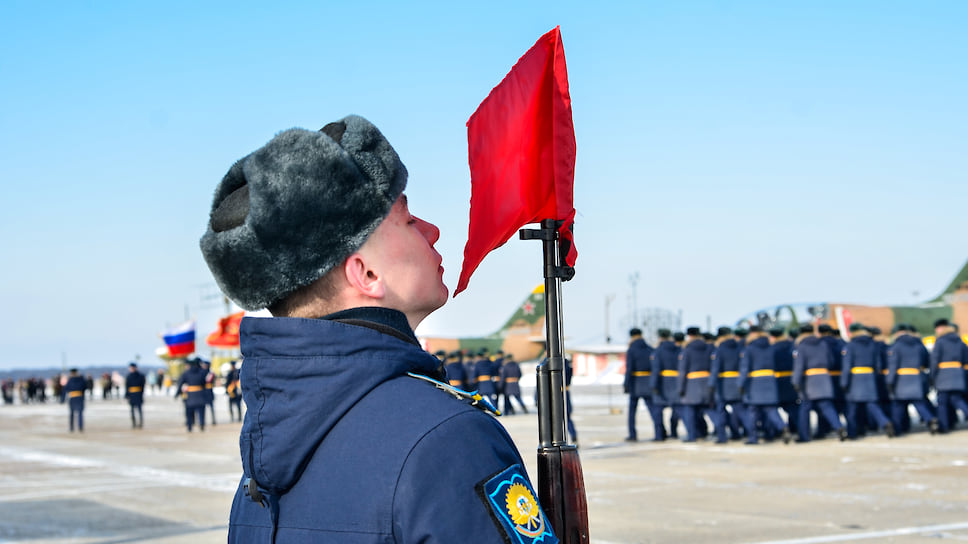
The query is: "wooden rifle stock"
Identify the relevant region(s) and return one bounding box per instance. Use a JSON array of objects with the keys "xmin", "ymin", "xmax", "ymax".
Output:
[
  {"xmin": 538, "ymin": 444, "xmax": 589, "ymax": 544},
  {"xmin": 522, "ymin": 220, "xmax": 590, "ymax": 543}
]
